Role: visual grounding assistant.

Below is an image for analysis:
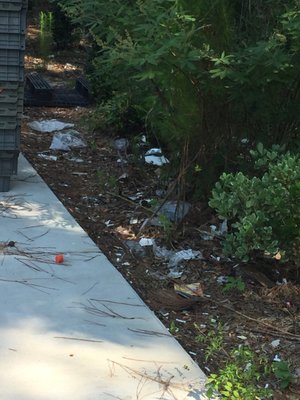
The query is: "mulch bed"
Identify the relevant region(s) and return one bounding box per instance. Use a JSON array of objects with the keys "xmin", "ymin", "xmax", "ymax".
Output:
[{"xmin": 20, "ymin": 19, "xmax": 300, "ymax": 399}]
